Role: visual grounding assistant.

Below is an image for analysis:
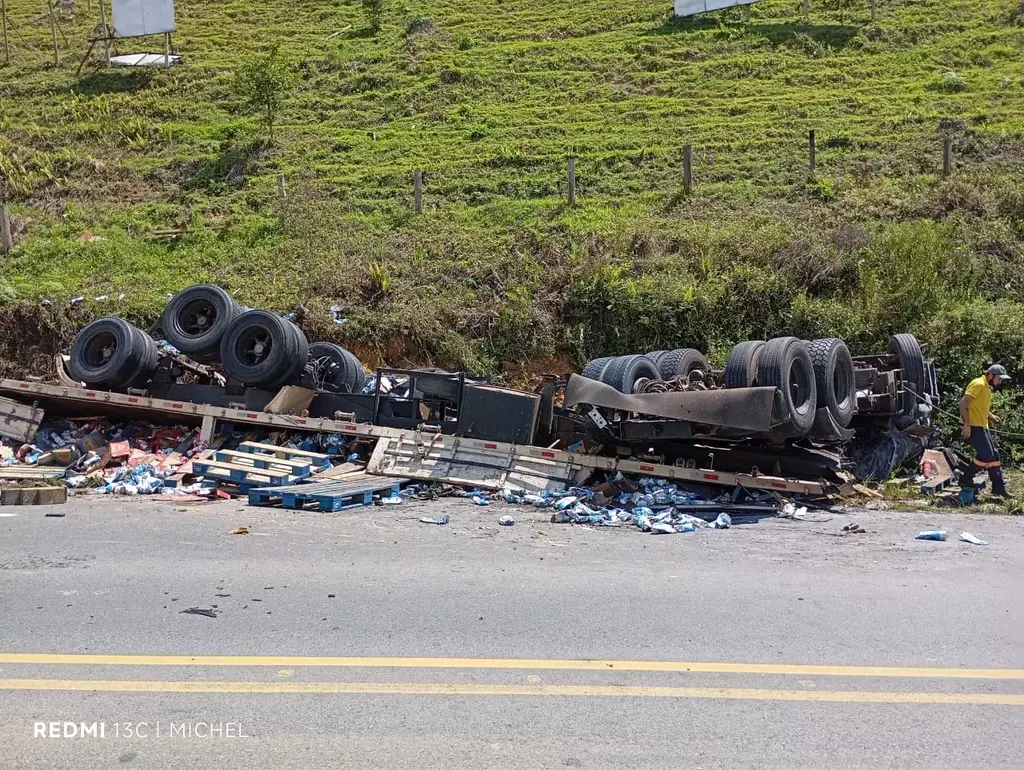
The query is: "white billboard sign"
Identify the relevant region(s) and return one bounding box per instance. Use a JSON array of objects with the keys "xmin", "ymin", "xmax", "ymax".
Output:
[
  {"xmin": 675, "ymin": 0, "xmax": 761, "ymax": 18},
  {"xmin": 111, "ymin": 0, "xmax": 176, "ymax": 38}
]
